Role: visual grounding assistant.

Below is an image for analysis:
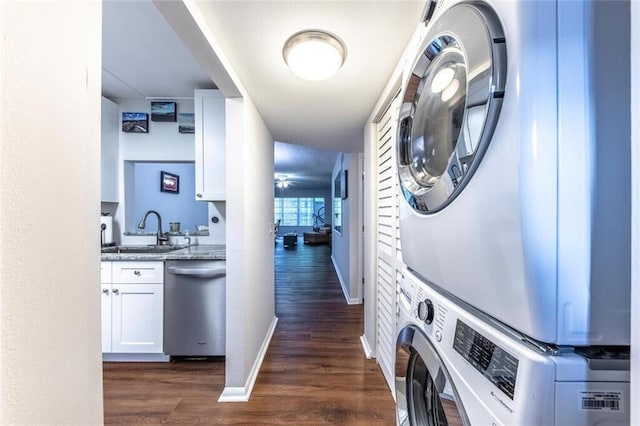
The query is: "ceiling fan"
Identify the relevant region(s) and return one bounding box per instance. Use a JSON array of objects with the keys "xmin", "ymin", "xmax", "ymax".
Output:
[{"xmin": 275, "ymin": 175, "xmax": 293, "ymax": 189}]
